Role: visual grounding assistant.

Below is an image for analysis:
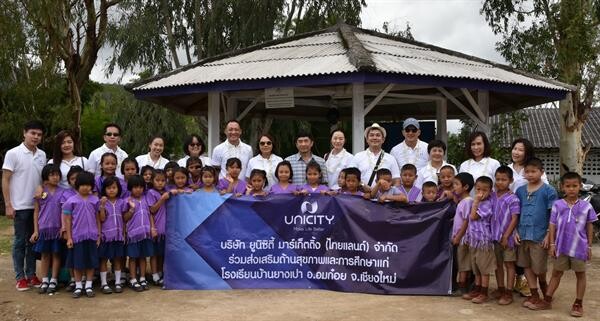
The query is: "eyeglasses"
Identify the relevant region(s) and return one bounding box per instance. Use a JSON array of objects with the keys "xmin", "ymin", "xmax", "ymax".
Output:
[
  {"xmin": 404, "ymin": 128, "xmax": 418, "ymax": 133},
  {"xmin": 105, "ymin": 132, "xmax": 120, "ymax": 137},
  {"xmin": 189, "ymin": 143, "xmax": 201, "ymax": 147},
  {"xmin": 259, "ymin": 141, "xmax": 273, "ymax": 146}
]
